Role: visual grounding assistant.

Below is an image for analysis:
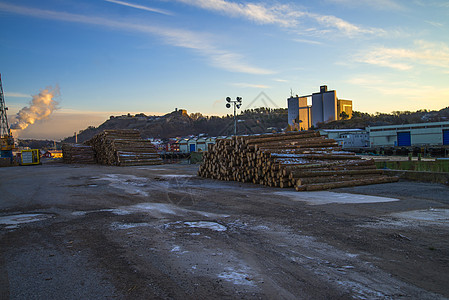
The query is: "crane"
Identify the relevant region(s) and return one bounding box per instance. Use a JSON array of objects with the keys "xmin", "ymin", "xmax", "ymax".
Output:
[{"xmin": 0, "ymin": 73, "xmax": 15, "ymax": 158}]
